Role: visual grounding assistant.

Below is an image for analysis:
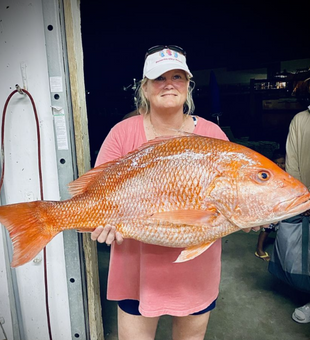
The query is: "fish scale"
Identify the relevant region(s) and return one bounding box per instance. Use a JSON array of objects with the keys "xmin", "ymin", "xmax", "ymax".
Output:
[
  {"xmin": 117, "ymin": 213, "xmax": 237, "ymax": 247},
  {"xmin": 0, "ymin": 135, "xmax": 310, "ymax": 267}
]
